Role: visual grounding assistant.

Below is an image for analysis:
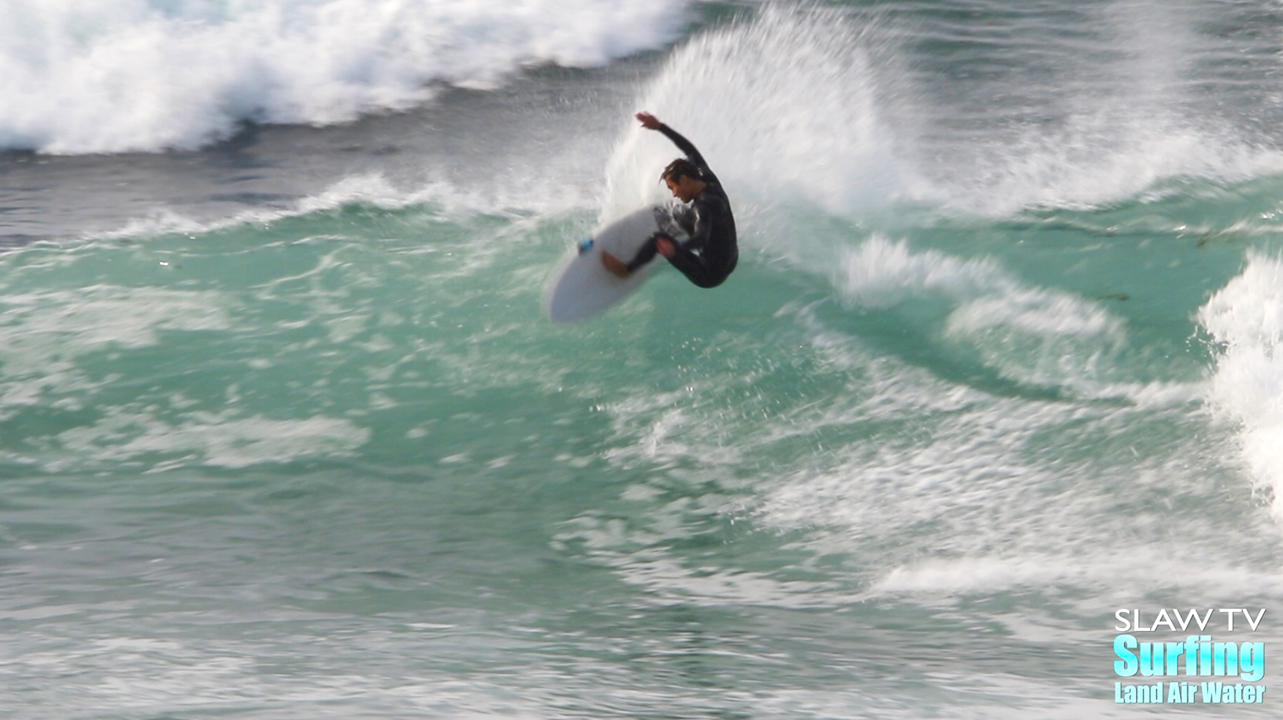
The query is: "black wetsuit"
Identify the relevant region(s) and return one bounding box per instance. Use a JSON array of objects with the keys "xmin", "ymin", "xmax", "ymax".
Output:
[{"xmin": 626, "ymin": 125, "xmax": 738, "ymax": 288}]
